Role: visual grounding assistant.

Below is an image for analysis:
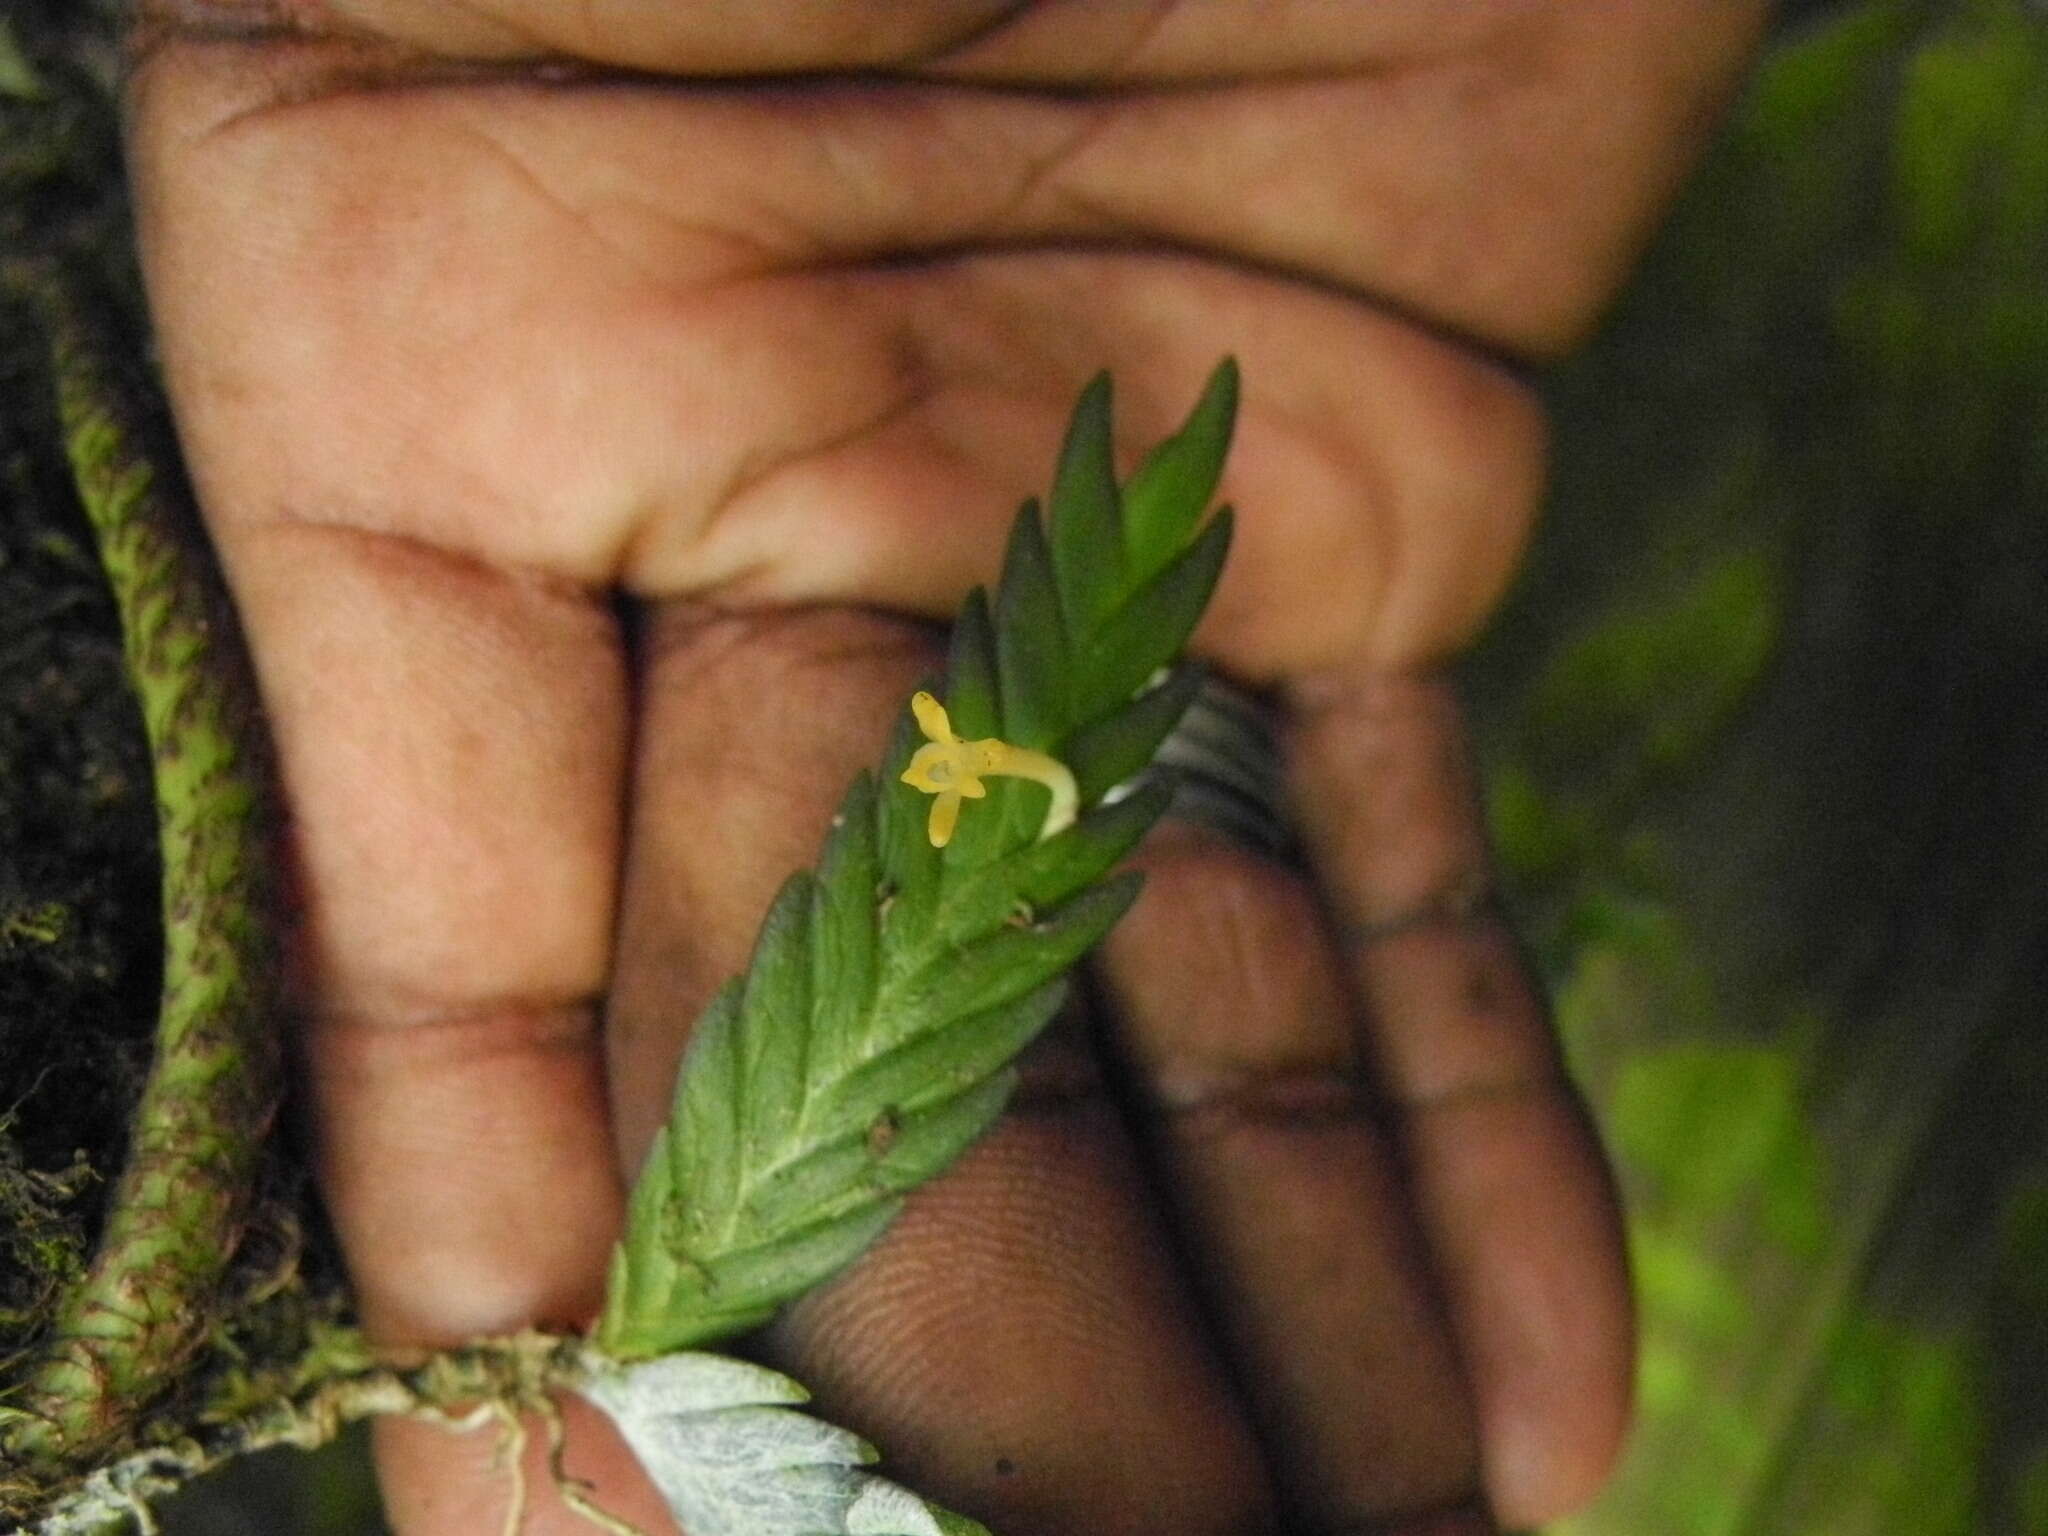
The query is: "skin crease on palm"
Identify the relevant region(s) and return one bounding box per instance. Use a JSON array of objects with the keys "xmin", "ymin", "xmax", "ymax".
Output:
[{"xmin": 124, "ymin": 3, "xmax": 1769, "ymax": 1534}]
